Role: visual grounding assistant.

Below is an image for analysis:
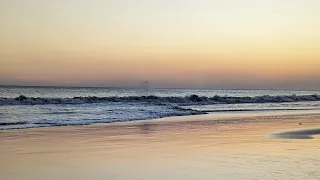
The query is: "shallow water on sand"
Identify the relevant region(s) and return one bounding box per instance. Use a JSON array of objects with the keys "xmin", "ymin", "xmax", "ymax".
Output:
[{"xmin": 0, "ymin": 113, "xmax": 320, "ymax": 180}]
